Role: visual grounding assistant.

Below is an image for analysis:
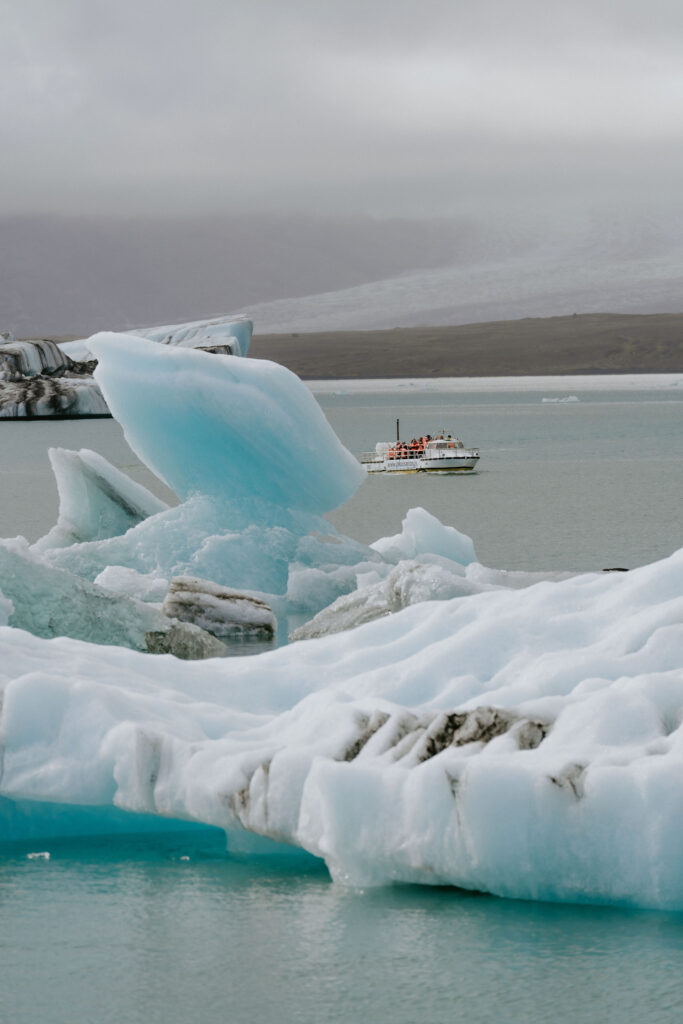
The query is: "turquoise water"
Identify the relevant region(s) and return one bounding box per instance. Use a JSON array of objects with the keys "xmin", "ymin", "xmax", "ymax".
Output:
[
  {"xmin": 1, "ymin": 833, "xmax": 682, "ymax": 1024},
  {"xmin": 1, "ymin": 385, "xmax": 682, "ymax": 1022}
]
